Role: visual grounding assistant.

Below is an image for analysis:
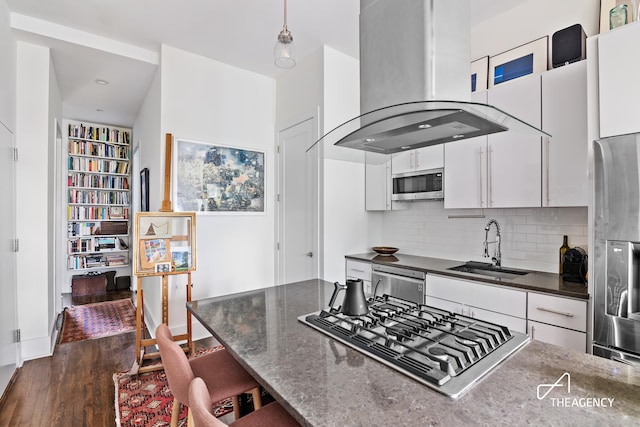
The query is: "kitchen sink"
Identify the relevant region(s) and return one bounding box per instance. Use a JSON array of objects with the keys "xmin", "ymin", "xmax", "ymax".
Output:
[{"xmin": 448, "ymin": 261, "xmax": 529, "ymax": 280}]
